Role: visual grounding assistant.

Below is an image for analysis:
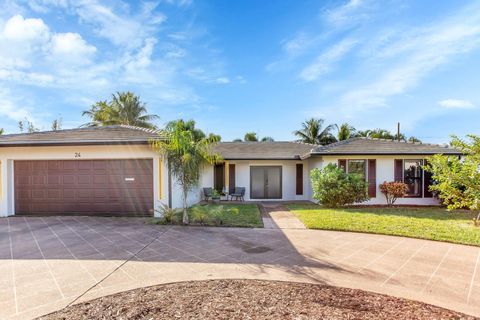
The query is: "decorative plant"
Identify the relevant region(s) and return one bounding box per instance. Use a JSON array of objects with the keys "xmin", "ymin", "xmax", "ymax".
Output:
[
  {"xmin": 310, "ymin": 164, "xmax": 369, "ymax": 208},
  {"xmin": 379, "ymin": 181, "xmax": 408, "ymax": 206},
  {"xmin": 154, "ymin": 203, "xmax": 181, "ymax": 224},
  {"xmin": 191, "ymin": 205, "xmax": 239, "ymax": 226}
]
